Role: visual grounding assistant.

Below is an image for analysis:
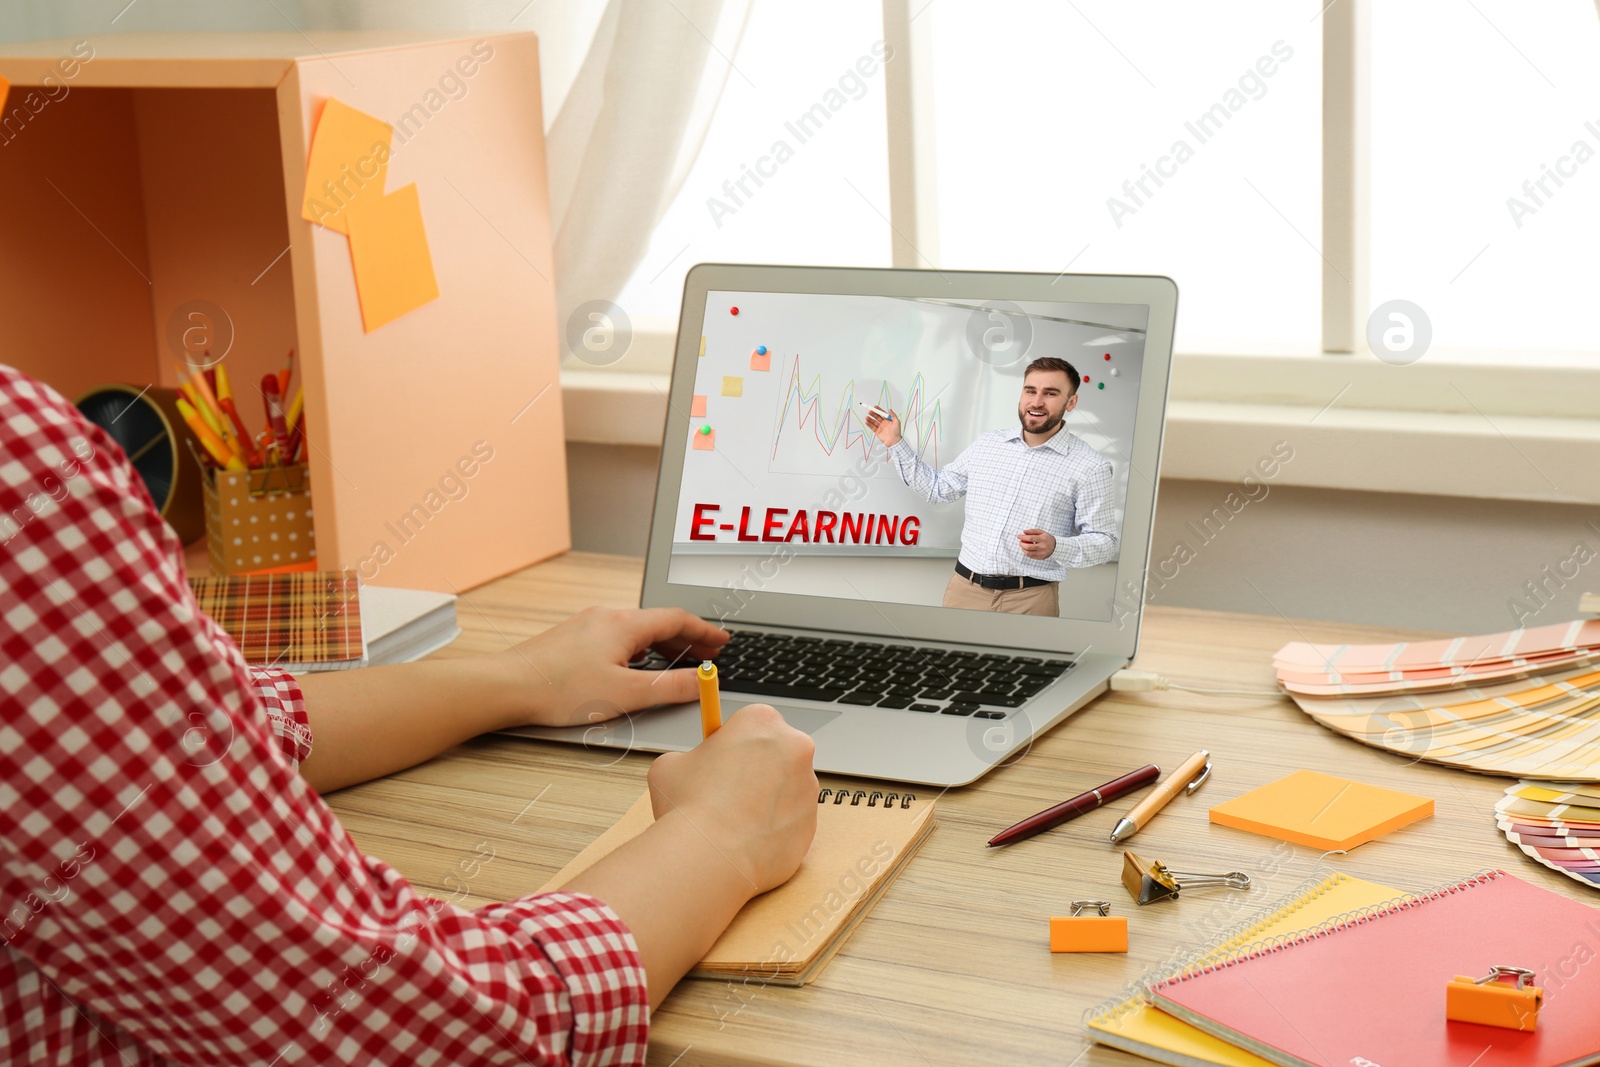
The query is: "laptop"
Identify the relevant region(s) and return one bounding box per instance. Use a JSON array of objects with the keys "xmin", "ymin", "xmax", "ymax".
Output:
[{"xmin": 514, "ymin": 264, "xmax": 1177, "ymax": 786}]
